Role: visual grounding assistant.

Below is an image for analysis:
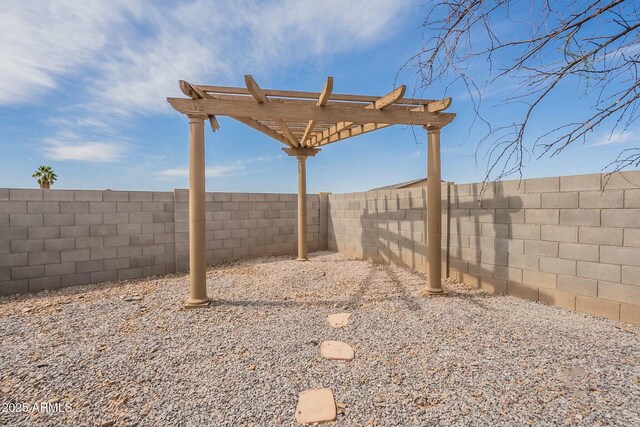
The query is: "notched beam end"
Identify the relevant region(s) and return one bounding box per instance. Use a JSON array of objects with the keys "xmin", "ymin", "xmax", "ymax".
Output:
[
  {"xmin": 244, "ymin": 75, "xmax": 268, "ymax": 103},
  {"xmin": 319, "ymin": 77, "xmax": 334, "ymax": 106},
  {"xmin": 372, "ymin": 85, "xmax": 406, "ymax": 110},
  {"xmin": 208, "ymin": 115, "xmax": 220, "ymax": 132},
  {"xmin": 179, "ymin": 80, "xmax": 204, "ymax": 99},
  {"xmin": 427, "ymin": 97, "xmax": 452, "ymax": 113}
]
